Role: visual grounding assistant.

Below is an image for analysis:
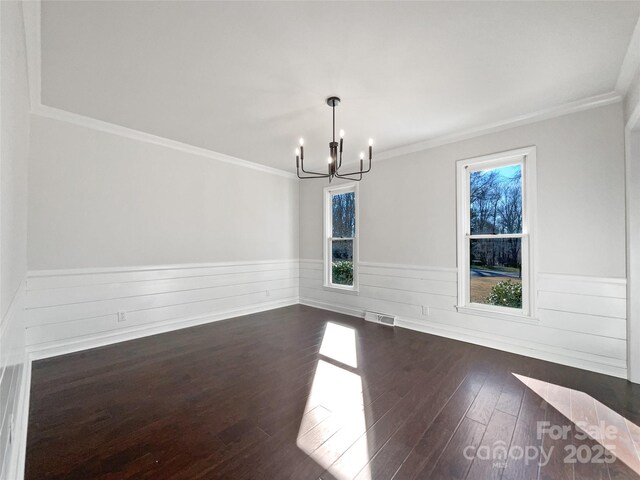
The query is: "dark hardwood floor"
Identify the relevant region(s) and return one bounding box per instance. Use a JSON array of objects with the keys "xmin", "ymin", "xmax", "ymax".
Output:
[{"xmin": 26, "ymin": 305, "xmax": 640, "ymax": 479}]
